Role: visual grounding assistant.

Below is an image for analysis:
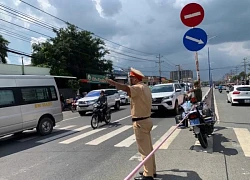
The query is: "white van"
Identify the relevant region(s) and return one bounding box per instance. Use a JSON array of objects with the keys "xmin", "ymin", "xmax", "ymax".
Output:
[{"xmin": 0, "ymin": 75, "xmax": 63, "ymax": 137}]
